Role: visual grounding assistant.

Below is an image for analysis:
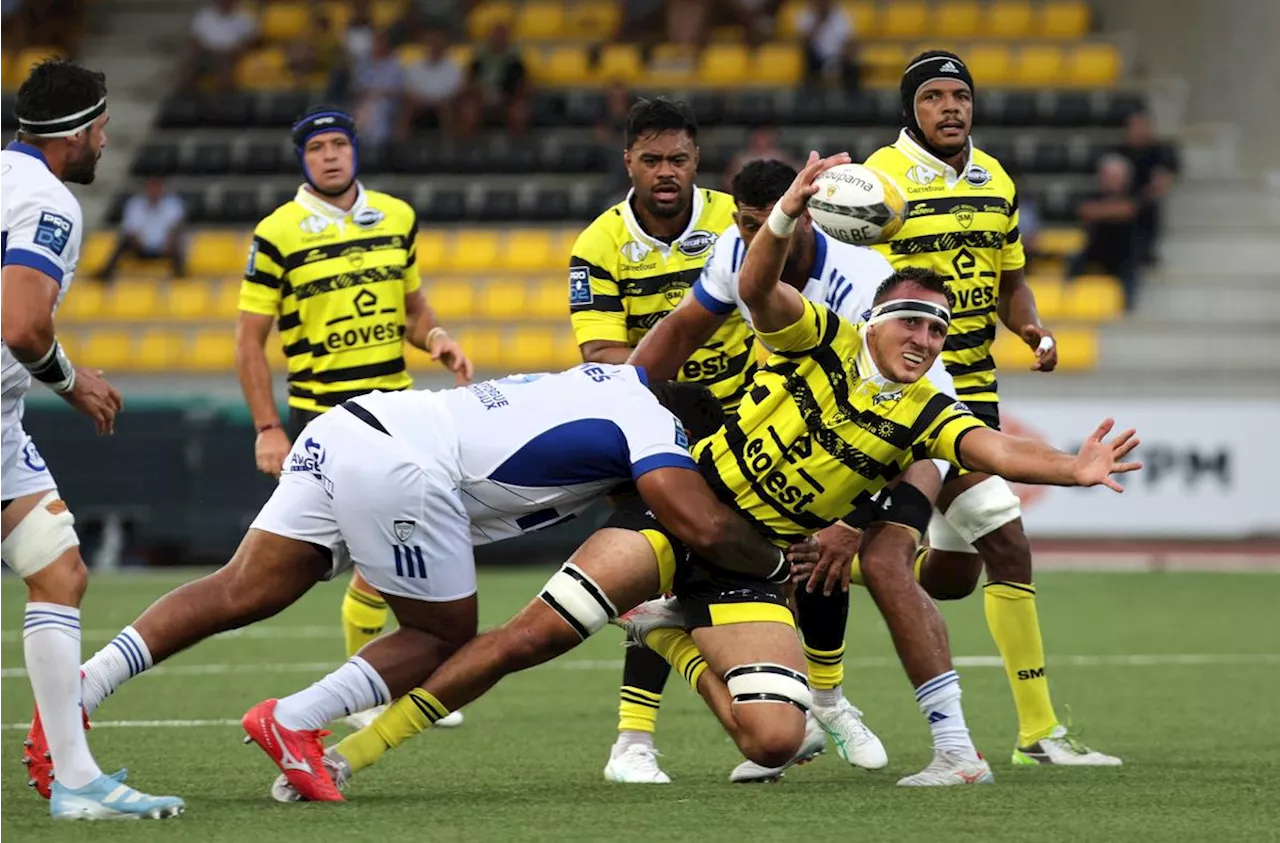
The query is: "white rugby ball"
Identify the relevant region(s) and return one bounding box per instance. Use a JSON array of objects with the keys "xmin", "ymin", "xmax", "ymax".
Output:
[{"xmin": 807, "ymin": 163, "xmax": 906, "ymax": 246}]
